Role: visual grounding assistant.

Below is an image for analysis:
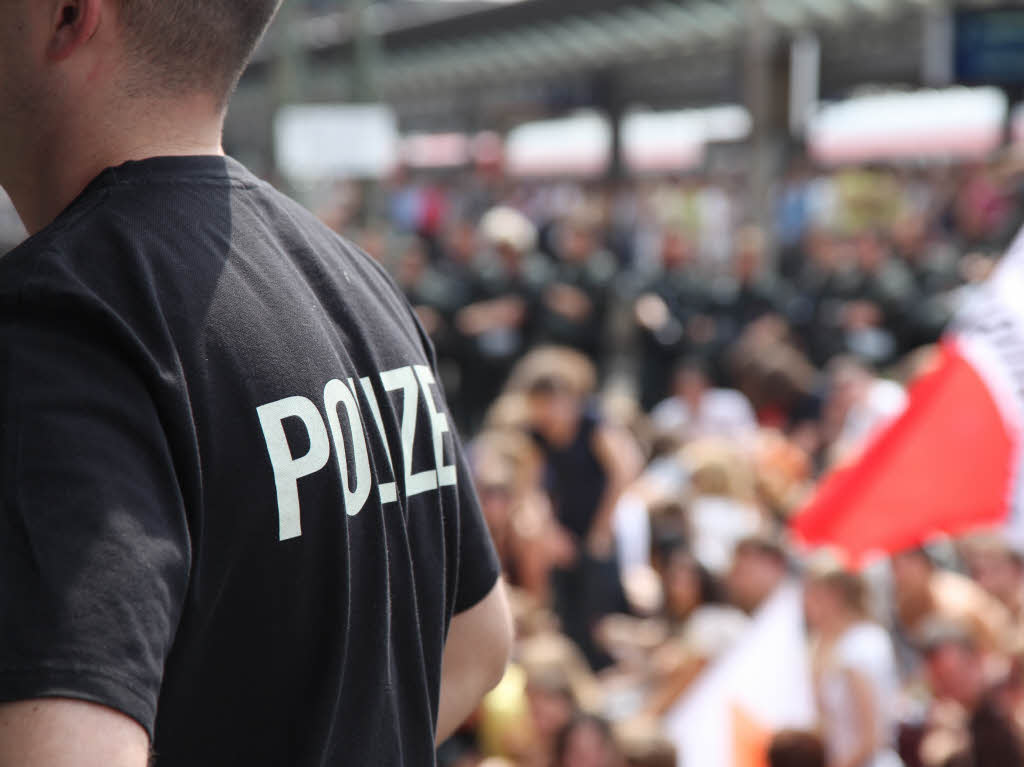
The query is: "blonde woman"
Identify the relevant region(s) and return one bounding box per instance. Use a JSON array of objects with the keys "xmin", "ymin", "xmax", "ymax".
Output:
[{"xmin": 804, "ymin": 569, "xmax": 903, "ymax": 767}]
